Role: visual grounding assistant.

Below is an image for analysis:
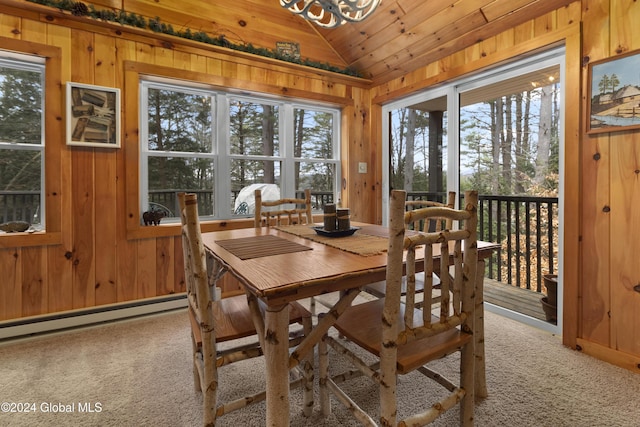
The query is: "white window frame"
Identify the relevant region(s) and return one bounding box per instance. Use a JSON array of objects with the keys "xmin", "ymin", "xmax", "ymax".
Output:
[
  {"xmin": 0, "ymin": 52, "xmax": 46, "ymax": 230},
  {"xmin": 140, "ymin": 78, "xmax": 341, "ymax": 221}
]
